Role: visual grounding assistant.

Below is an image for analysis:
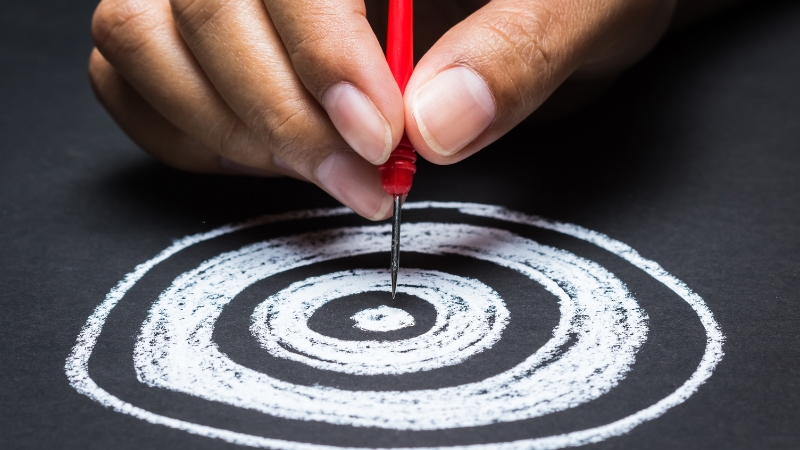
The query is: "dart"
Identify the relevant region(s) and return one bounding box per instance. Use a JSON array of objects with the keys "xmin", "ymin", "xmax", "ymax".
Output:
[{"xmin": 378, "ymin": 0, "xmax": 417, "ymax": 299}]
